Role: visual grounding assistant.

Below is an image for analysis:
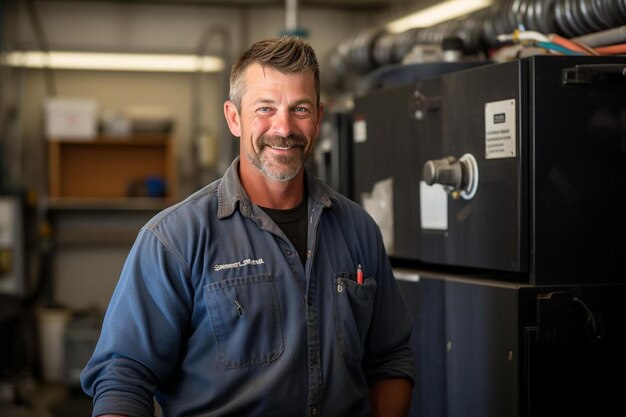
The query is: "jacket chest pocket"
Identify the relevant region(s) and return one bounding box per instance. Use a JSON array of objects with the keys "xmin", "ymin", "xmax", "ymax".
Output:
[
  {"xmin": 334, "ymin": 274, "xmax": 377, "ymax": 362},
  {"xmin": 204, "ymin": 273, "xmax": 284, "ymax": 368}
]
